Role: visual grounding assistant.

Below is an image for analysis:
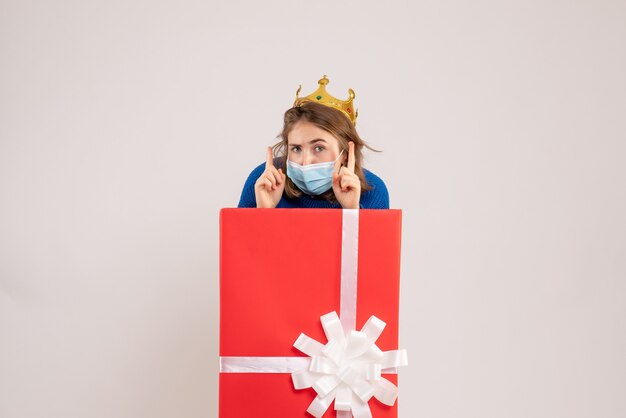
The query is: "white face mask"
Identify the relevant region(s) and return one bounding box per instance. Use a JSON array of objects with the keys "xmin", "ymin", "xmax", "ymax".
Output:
[{"xmin": 286, "ymin": 150, "xmax": 344, "ymax": 196}]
